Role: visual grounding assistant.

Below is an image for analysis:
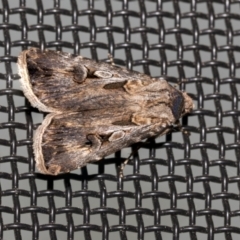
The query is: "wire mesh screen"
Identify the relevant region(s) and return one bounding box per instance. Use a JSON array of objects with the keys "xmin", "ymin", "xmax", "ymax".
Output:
[{"xmin": 0, "ymin": 0, "xmax": 240, "ymax": 240}]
